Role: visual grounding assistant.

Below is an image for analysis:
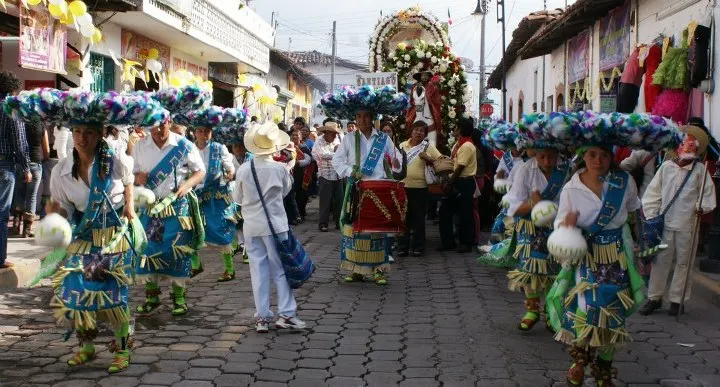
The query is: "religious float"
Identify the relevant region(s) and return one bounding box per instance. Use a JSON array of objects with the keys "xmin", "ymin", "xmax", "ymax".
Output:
[{"xmin": 368, "ymin": 6, "xmax": 471, "ymax": 150}]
